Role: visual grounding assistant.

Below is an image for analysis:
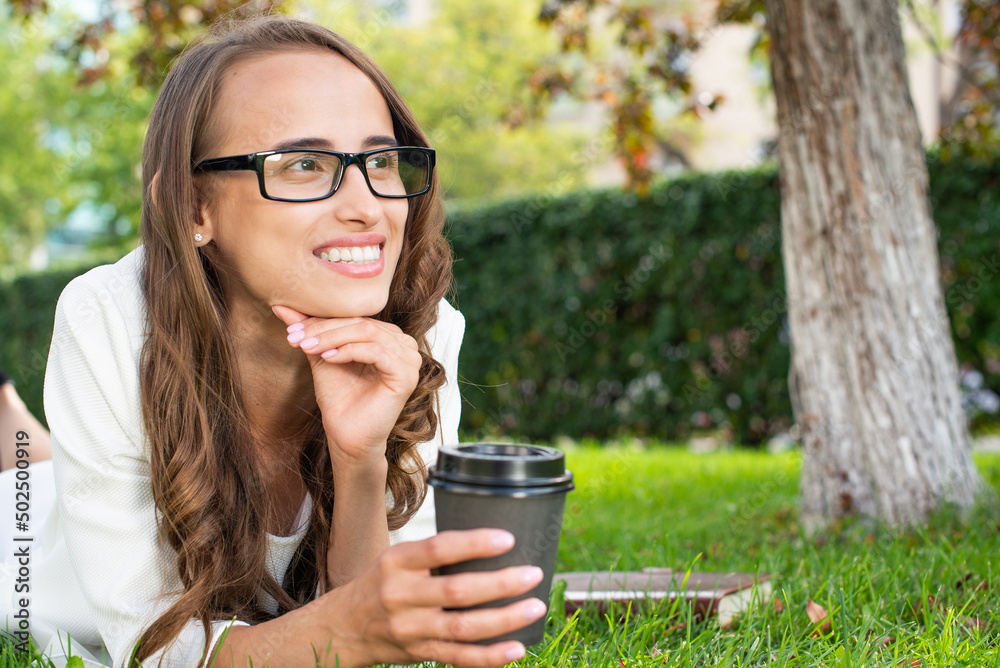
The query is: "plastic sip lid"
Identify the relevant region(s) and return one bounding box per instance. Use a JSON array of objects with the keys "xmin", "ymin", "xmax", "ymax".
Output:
[{"xmin": 427, "ymin": 443, "xmax": 575, "ymax": 495}]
